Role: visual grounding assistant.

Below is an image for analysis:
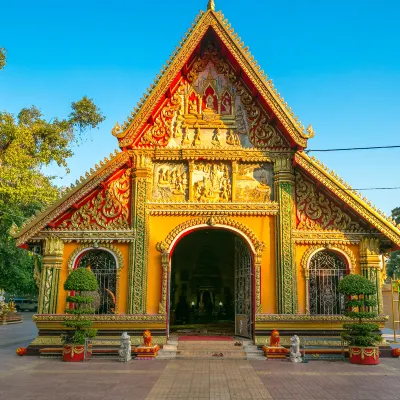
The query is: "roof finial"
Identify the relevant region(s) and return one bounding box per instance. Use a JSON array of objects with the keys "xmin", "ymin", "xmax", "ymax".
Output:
[{"xmin": 207, "ymin": 0, "xmax": 215, "ymax": 11}]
